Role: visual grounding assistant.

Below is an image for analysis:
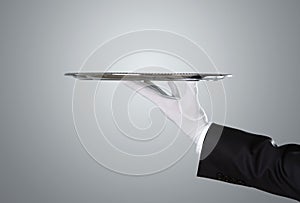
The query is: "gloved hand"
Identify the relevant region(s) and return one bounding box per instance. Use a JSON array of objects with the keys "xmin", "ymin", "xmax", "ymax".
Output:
[{"xmin": 123, "ymin": 80, "xmax": 211, "ymax": 154}]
